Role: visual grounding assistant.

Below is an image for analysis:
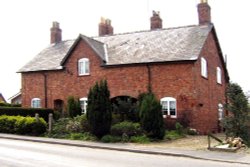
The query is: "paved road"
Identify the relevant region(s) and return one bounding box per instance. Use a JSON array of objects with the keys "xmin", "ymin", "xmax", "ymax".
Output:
[{"xmin": 0, "ymin": 138, "xmax": 248, "ymax": 167}]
